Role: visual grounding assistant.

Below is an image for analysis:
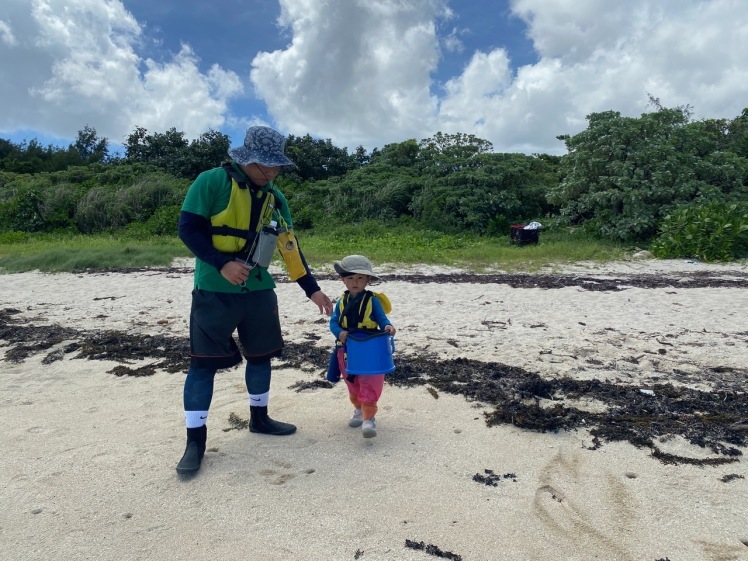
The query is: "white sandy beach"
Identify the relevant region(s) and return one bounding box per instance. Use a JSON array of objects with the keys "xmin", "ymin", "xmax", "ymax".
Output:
[{"xmin": 1, "ymin": 259, "xmax": 747, "ymax": 561}]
